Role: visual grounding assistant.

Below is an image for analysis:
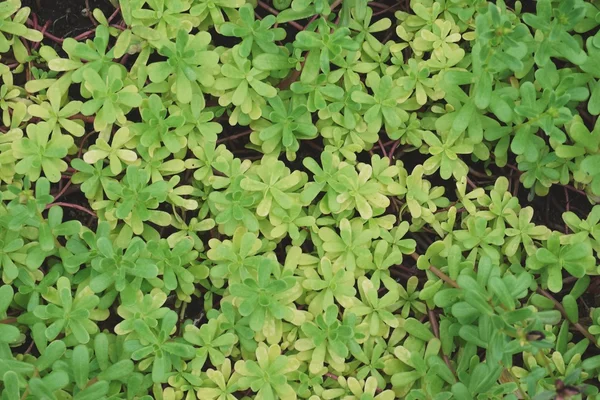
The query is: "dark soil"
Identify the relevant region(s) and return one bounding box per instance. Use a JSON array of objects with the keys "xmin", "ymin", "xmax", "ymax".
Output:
[{"xmin": 23, "ymin": 0, "xmax": 115, "ymax": 38}]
